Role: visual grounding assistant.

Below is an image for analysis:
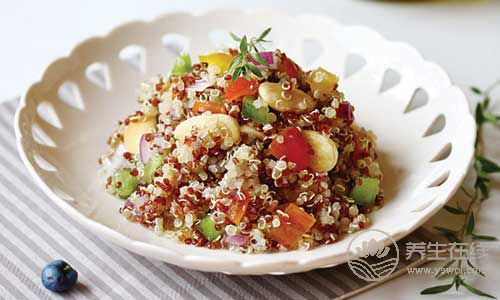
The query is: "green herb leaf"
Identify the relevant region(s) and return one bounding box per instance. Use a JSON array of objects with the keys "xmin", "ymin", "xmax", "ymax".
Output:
[
  {"xmin": 227, "ymin": 55, "xmax": 242, "ymax": 73},
  {"xmin": 434, "ymin": 226, "xmax": 457, "ymax": 235},
  {"xmin": 472, "ymin": 234, "xmax": 498, "ymax": 241},
  {"xmin": 444, "ymin": 205, "xmax": 466, "ymax": 215},
  {"xmin": 227, "ymin": 28, "xmax": 272, "ymax": 80},
  {"xmin": 250, "ymin": 52, "xmax": 270, "ymax": 67},
  {"xmin": 246, "ymin": 62, "xmax": 264, "ymax": 78},
  {"xmin": 460, "ymin": 280, "xmax": 497, "ymax": 299},
  {"xmin": 229, "ymin": 32, "xmax": 241, "ymax": 41},
  {"xmin": 240, "ymin": 35, "xmax": 248, "ymax": 54},
  {"xmin": 466, "ymin": 212, "xmax": 475, "ymax": 235},
  {"xmin": 257, "ymin": 27, "xmax": 272, "ymax": 42},
  {"xmin": 471, "ymin": 87, "xmax": 483, "ymax": 95},
  {"xmin": 233, "ymin": 67, "xmax": 243, "ymax": 81},
  {"xmin": 421, "ymin": 283, "xmax": 455, "ymax": 295}
]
